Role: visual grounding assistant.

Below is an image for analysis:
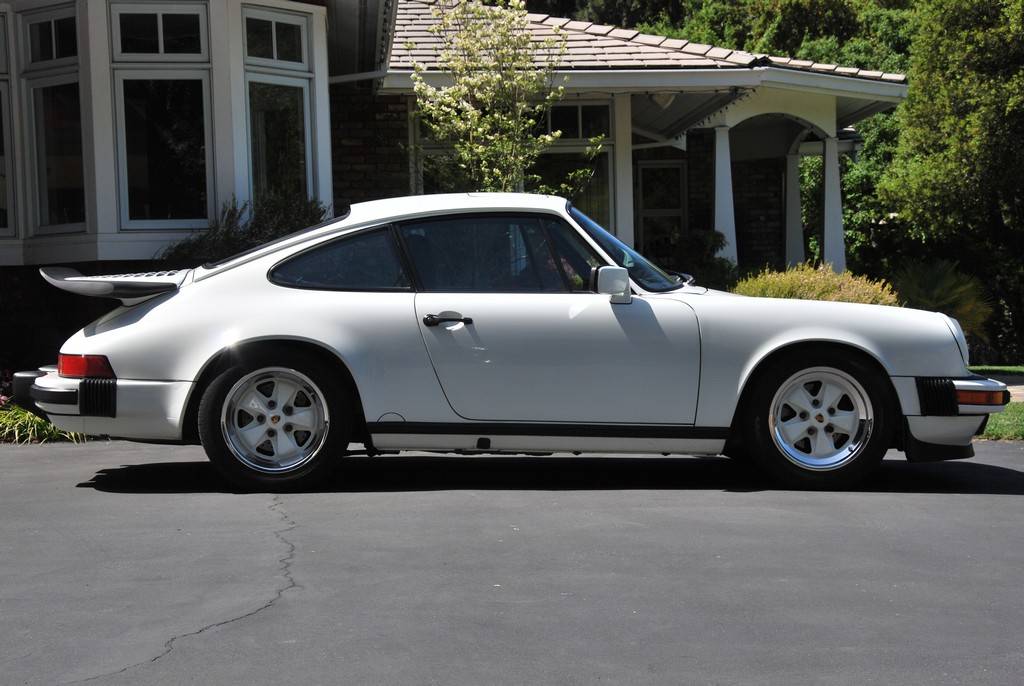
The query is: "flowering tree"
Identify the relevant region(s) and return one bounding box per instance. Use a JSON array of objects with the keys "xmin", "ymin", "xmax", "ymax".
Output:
[{"xmin": 410, "ymin": 0, "xmax": 569, "ymax": 192}]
